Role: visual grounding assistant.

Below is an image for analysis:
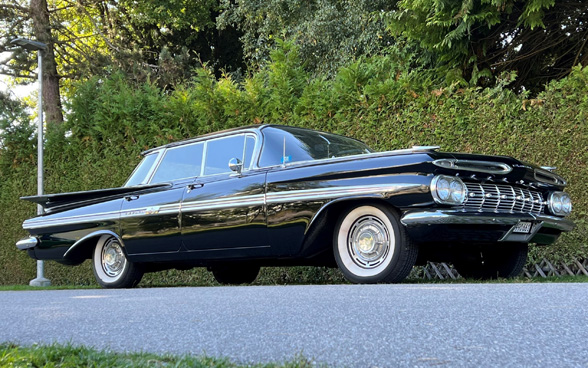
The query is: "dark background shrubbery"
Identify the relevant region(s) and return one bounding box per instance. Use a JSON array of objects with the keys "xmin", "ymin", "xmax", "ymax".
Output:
[{"xmin": 0, "ymin": 45, "xmax": 586, "ymax": 286}]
